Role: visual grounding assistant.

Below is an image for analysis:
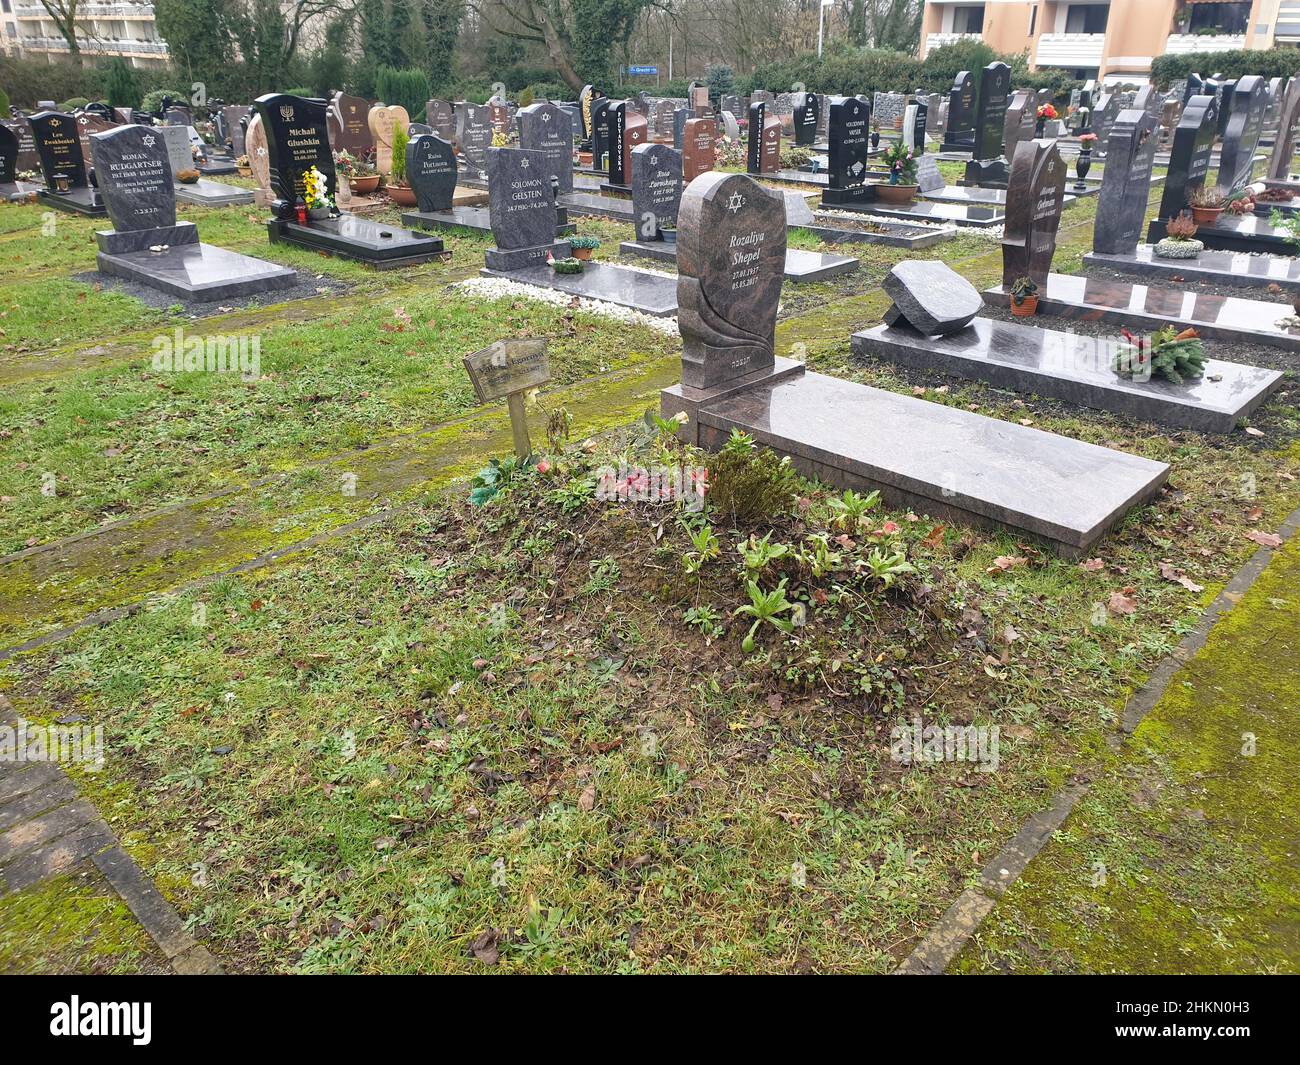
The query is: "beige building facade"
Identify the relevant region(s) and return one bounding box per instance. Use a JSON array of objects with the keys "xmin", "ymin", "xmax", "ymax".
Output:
[{"xmin": 919, "ymin": 0, "xmax": 1295, "ymax": 84}]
